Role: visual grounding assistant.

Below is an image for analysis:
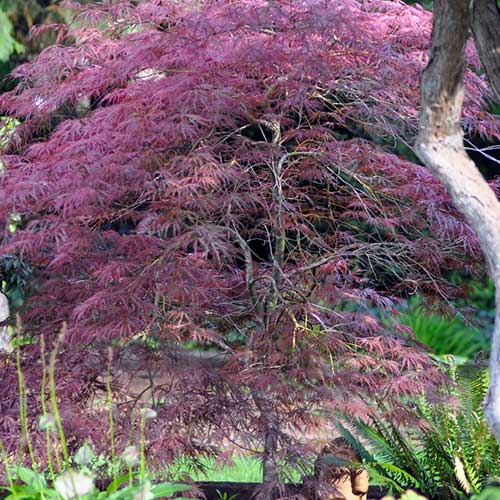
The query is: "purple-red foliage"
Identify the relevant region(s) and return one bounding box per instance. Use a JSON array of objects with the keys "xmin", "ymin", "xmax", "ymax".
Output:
[{"xmin": 0, "ymin": 0, "xmax": 498, "ymax": 479}]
